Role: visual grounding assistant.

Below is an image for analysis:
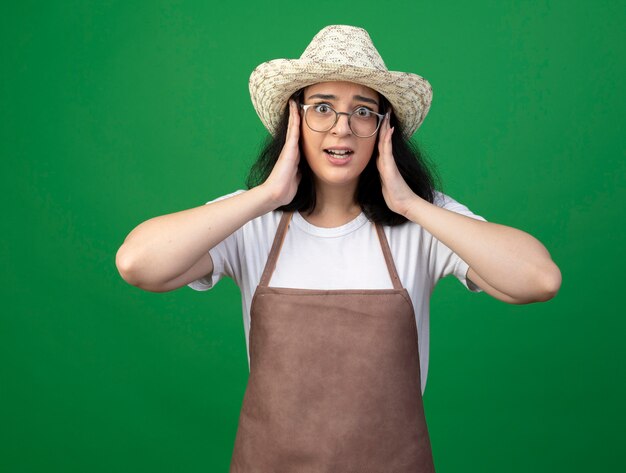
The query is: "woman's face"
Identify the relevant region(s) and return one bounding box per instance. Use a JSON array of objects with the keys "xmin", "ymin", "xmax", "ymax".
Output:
[{"xmin": 300, "ymin": 81, "xmax": 381, "ymax": 189}]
